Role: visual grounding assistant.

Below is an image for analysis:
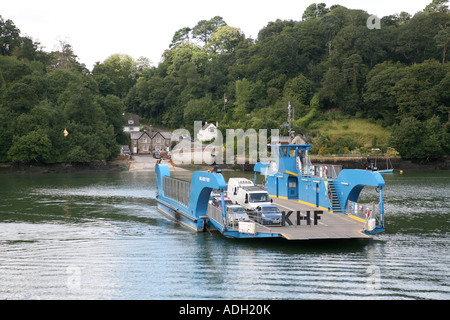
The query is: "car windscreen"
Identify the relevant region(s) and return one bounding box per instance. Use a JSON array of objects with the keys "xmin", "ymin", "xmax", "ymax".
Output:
[
  {"xmin": 249, "ymin": 193, "xmax": 269, "ymax": 202},
  {"xmin": 261, "ymin": 206, "xmax": 279, "ymax": 213}
]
